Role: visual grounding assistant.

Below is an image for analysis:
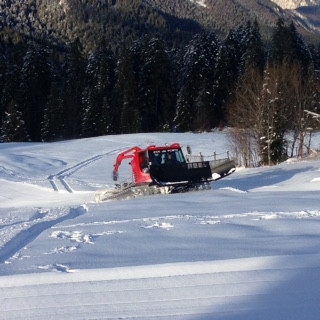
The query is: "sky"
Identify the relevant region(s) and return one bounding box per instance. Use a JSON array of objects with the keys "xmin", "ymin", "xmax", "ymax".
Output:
[{"xmin": 1, "ymin": 130, "xmax": 320, "ymax": 319}]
